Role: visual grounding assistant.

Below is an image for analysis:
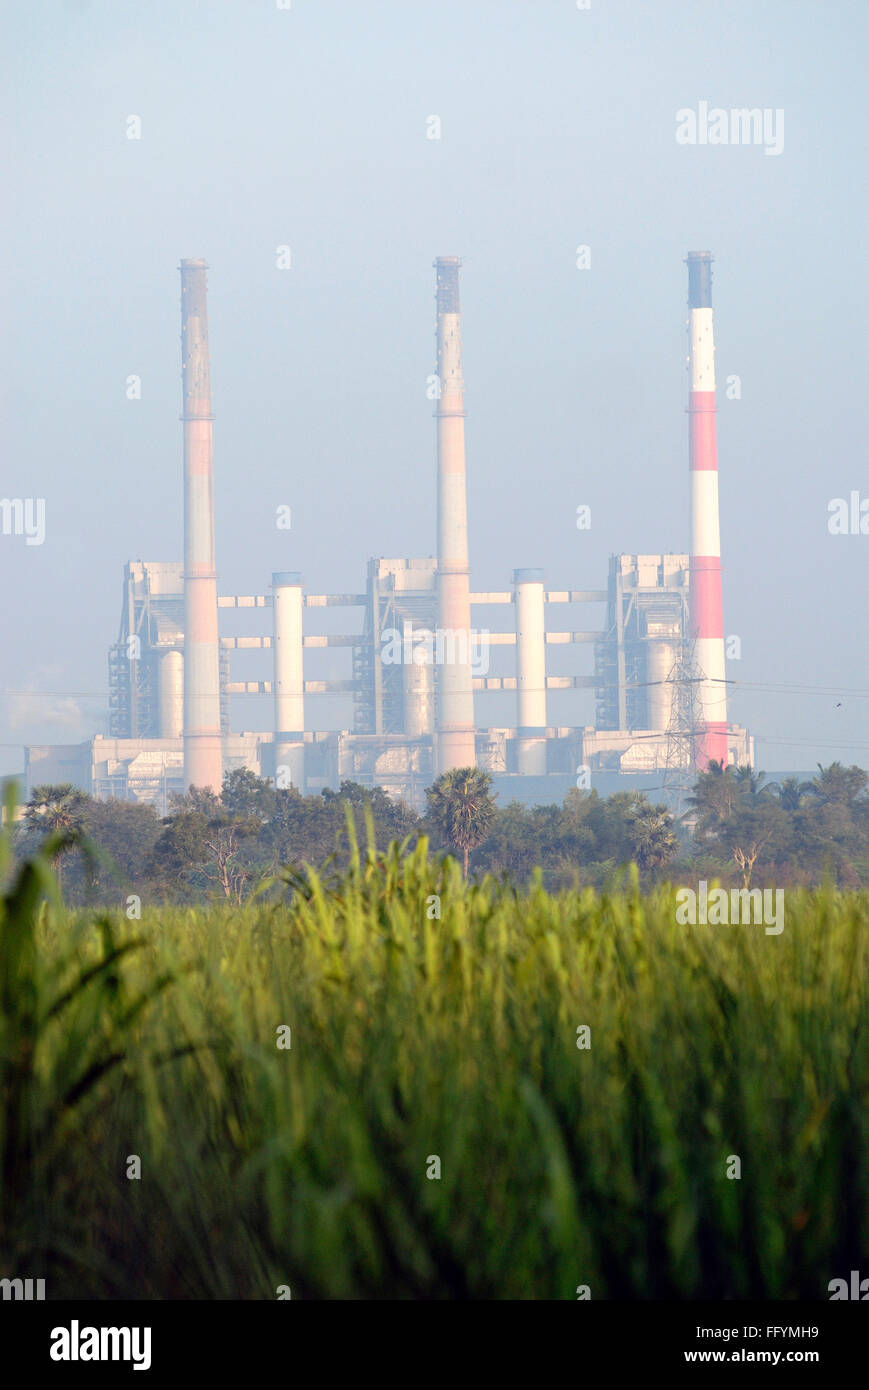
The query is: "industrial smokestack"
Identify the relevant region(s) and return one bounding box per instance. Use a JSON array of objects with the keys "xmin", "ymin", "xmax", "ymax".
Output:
[
  {"xmin": 434, "ymin": 256, "xmax": 476, "ymax": 773},
  {"xmin": 513, "ymin": 568, "xmax": 547, "ymax": 774},
  {"xmin": 272, "ymin": 571, "xmax": 305, "ymax": 790},
  {"xmin": 180, "ymin": 259, "xmax": 223, "ymax": 792},
  {"xmin": 686, "ymin": 251, "xmax": 728, "ymax": 768}
]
